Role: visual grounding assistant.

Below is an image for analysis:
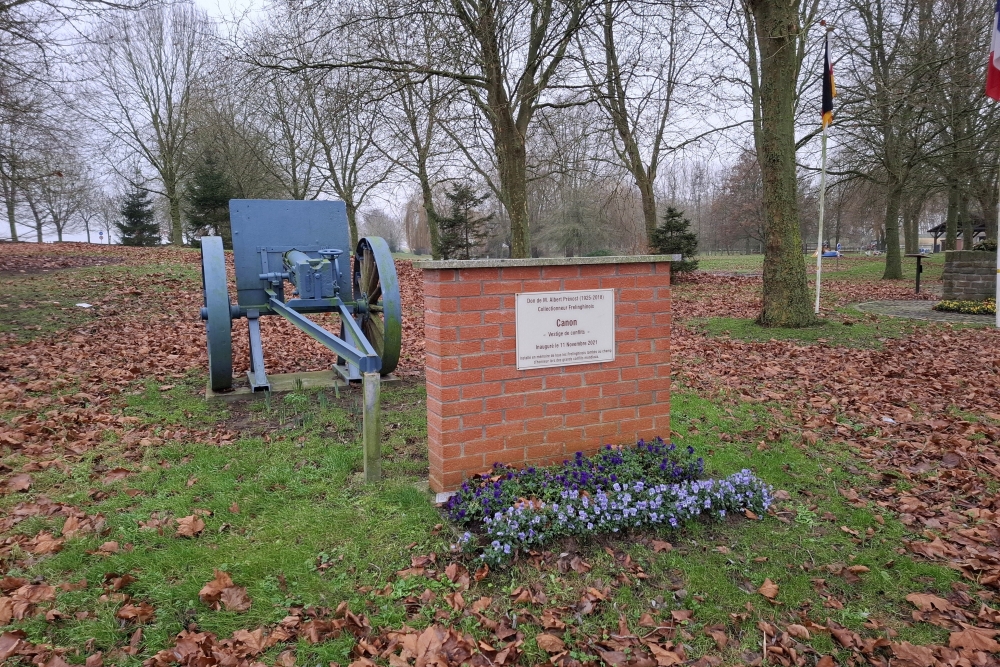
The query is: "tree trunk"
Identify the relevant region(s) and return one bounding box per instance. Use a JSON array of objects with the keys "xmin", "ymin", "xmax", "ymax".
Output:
[
  {"xmin": 960, "ymin": 193, "xmax": 974, "ymax": 249},
  {"xmin": 834, "ymin": 202, "xmax": 842, "ymax": 247},
  {"xmin": 494, "ymin": 124, "xmax": 531, "ymax": 258},
  {"xmin": 882, "ymin": 181, "xmax": 903, "ymax": 279},
  {"xmin": 419, "ymin": 170, "xmax": 441, "ymax": 259},
  {"xmin": 5, "ymin": 189, "xmax": 16, "ymax": 242},
  {"xmin": 345, "ymin": 200, "xmax": 359, "ymax": 250},
  {"xmin": 945, "ymin": 181, "xmax": 958, "ymax": 250},
  {"xmin": 477, "ymin": 0, "xmax": 532, "ymax": 260},
  {"xmin": 167, "ymin": 184, "xmax": 183, "ymax": 246},
  {"xmin": 748, "ymin": 0, "xmax": 815, "ymax": 327},
  {"xmin": 637, "ymin": 174, "xmax": 657, "ymax": 248},
  {"xmin": 902, "ymin": 197, "xmax": 920, "ymax": 254},
  {"xmin": 983, "ymin": 198, "xmax": 998, "ymax": 244},
  {"xmin": 26, "ymin": 197, "xmax": 43, "ymax": 243}
]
